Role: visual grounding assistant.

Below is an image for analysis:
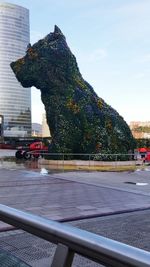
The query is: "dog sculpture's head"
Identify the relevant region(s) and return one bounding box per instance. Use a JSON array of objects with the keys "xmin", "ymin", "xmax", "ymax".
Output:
[{"xmin": 11, "ymin": 25, "xmax": 78, "ymax": 91}]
